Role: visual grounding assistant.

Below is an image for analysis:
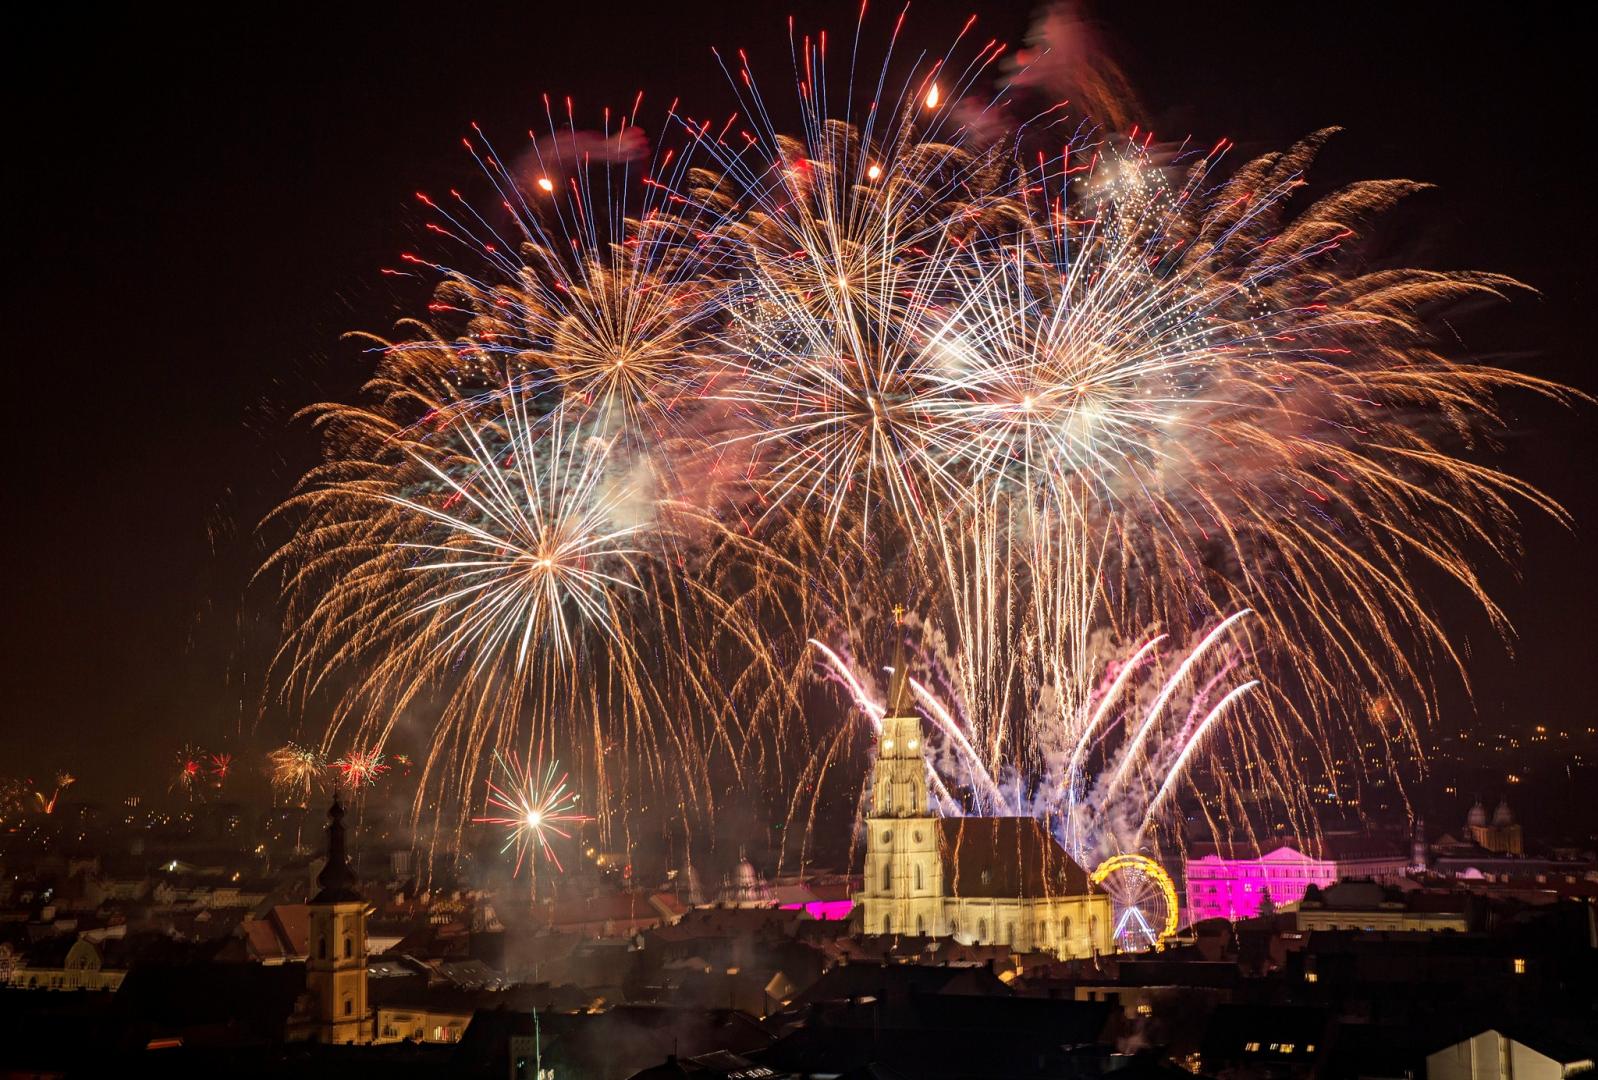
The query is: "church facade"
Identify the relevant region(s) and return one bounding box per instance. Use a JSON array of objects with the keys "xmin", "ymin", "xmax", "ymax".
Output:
[{"xmin": 854, "ymin": 628, "xmax": 1114, "ymax": 959}]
